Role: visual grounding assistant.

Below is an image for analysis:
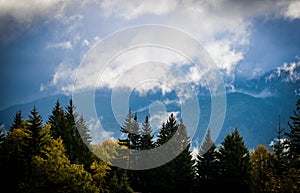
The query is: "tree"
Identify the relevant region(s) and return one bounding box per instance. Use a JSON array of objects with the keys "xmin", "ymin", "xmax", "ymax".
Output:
[
  {"xmin": 250, "ymin": 145, "xmax": 277, "ymax": 193},
  {"xmin": 28, "ymin": 106, "xmax": 46, "ymax": 156},
  {"xmin": 217, "ymin": 128, "xmax": 251, "ymax": 193},
  {"xmin": 140, "ymin": 116, "xmax": 154, "ymax": 150},
  {"xmin": 19, "ymin": 125, "xmax": 99, "ymax": 193},
  {"xmin": 195, "ymin": 128, "xmax": 218, "ymax": 192},
  {"xmin": 286, "ymin": 99, "xmax": 300, "ymax": 160},
  {"xmin": 0, "ymin": 121, "xmax": 31, "ymax": 193},
  {"xmin": 64, "ymin": 99, "xmax": 78, "ymax": 163},
  {"xmin": 172, "ymin": 119, "xmax": 194, "ymax": 193},
  {"xmin": 48, "ymin": 100, "xmax": 65, "ymax": 139},
  {"xmin": 151, "ymin": 115, "xmax": 194, "ymax": 193},
  {"xmin": 10, "ymin": 110, "xmax": 22, "ymax": 131},
  {"xmin": 76, "ymin": 115, "xmax": 93, "ymax": 169},
  {"xmin": 91, "ymin": 140, "xmax": 134, "ymax": 193}
]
